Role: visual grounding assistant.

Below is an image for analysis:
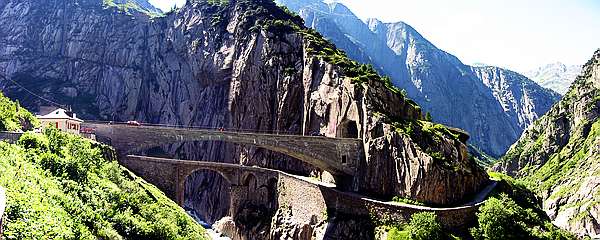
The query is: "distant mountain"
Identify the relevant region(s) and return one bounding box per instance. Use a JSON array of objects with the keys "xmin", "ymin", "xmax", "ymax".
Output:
[
  {"xmin": 526, "ymin": 62, "xmax": 582, "ymax": 95},
  {"xmin": 276, "ymin": 0, "xmax": 561, "ymax": 157},
  {"xmin": 494, "ymin": 50, "xmax": 600, "ymax": 238}
]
